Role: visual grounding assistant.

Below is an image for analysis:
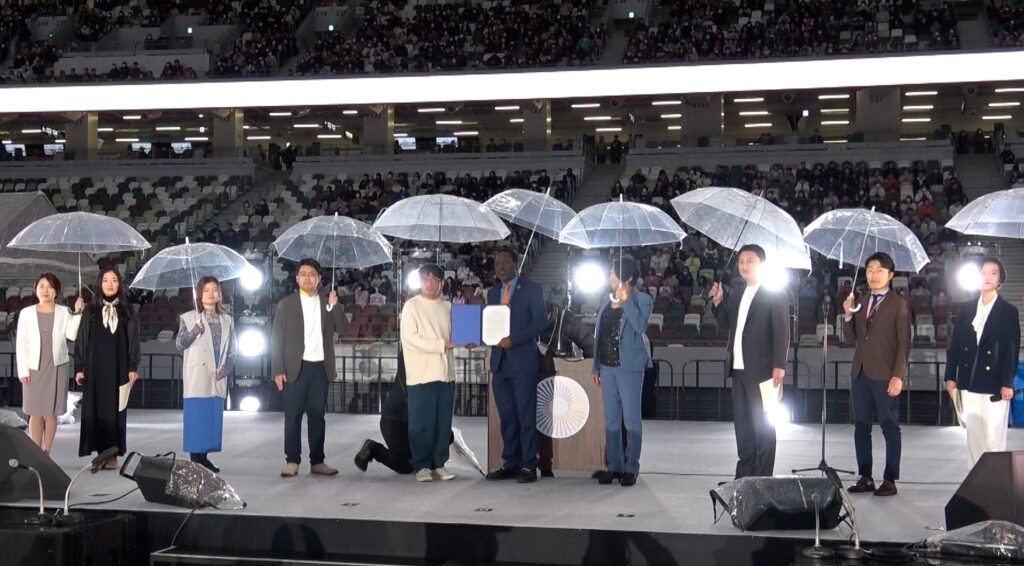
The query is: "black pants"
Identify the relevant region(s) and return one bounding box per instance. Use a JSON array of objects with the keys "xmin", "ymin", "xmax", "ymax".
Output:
[
  {"xmin": 283, "ymin": 361, "xmax": 328, "ymax": 465},
  {"xmin": 373, "ymin": 417, "xmax": 414, "ymax": 474},
  {"xmin": 852, "ymin": 374, "xmax": 901, "ymax": 481},
  {"xmin": 731, "ymin": 370, "xmax": 776, "ymax": 479}
]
